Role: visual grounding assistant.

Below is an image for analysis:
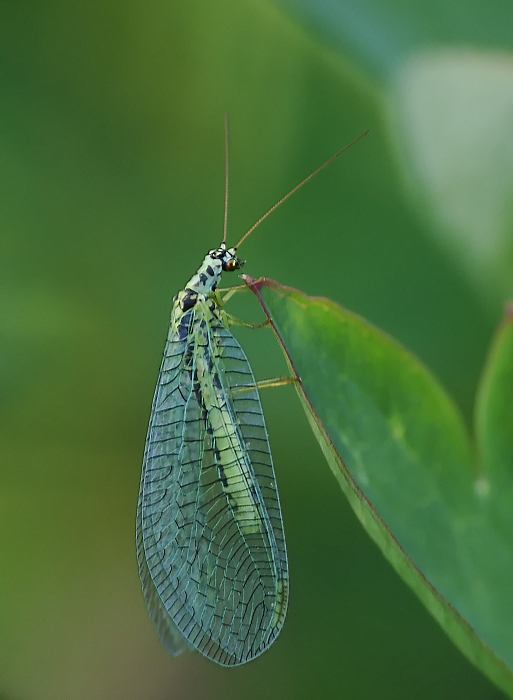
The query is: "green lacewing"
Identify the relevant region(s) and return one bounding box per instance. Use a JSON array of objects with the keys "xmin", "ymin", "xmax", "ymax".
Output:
[{"xmin": 137, "ymin": 124, "xmax": 368, "ymax": 665}]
